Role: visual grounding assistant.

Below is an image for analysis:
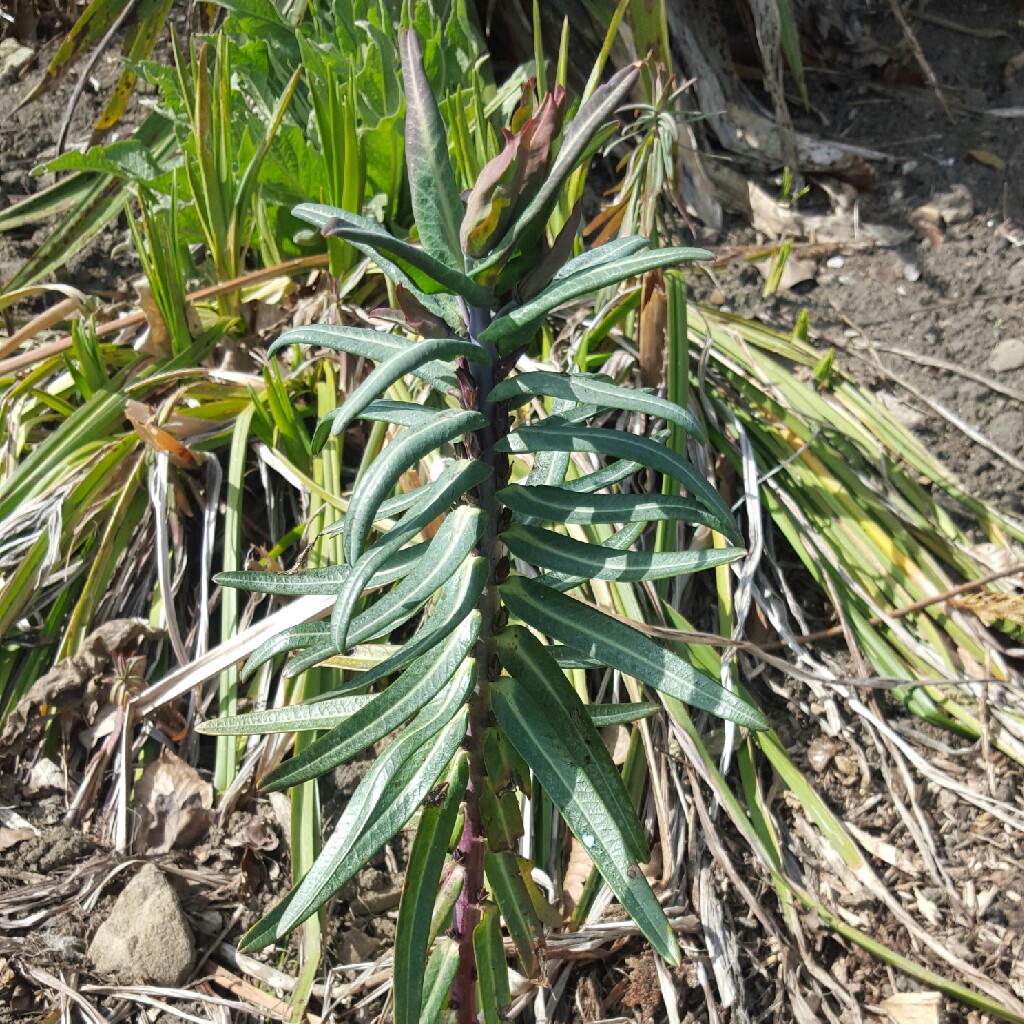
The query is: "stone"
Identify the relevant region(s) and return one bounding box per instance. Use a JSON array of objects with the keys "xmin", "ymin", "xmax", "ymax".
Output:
[
  {"xmin": 88, "ymin": 863, "xmax": 194, "ymax": 986},
  {"xmin": 826, "ymin": 255, "xmax": 845, "ymax": 270},
  {"xmin": 989, "ymin": 338, "xmax": 1024, "ymax": 373},
  {"xmin": 987, "ymin": 410, "xmax": 1023, "ymax": 454},
  {"xmin": 0, "ymin": 40, "xmax": 34, "ymax": 83}
]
